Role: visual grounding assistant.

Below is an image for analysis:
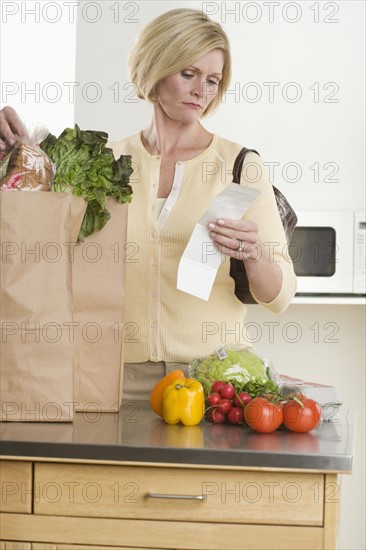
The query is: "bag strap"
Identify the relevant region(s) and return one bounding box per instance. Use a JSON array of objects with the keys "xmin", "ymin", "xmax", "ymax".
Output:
[
  {"xmin": 232, "ymin": 147, "xmax": 298, "ymax": 243},
  {"xmin": 232, "ymin": 147, "xmax": 259, "ymax": 183}
]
